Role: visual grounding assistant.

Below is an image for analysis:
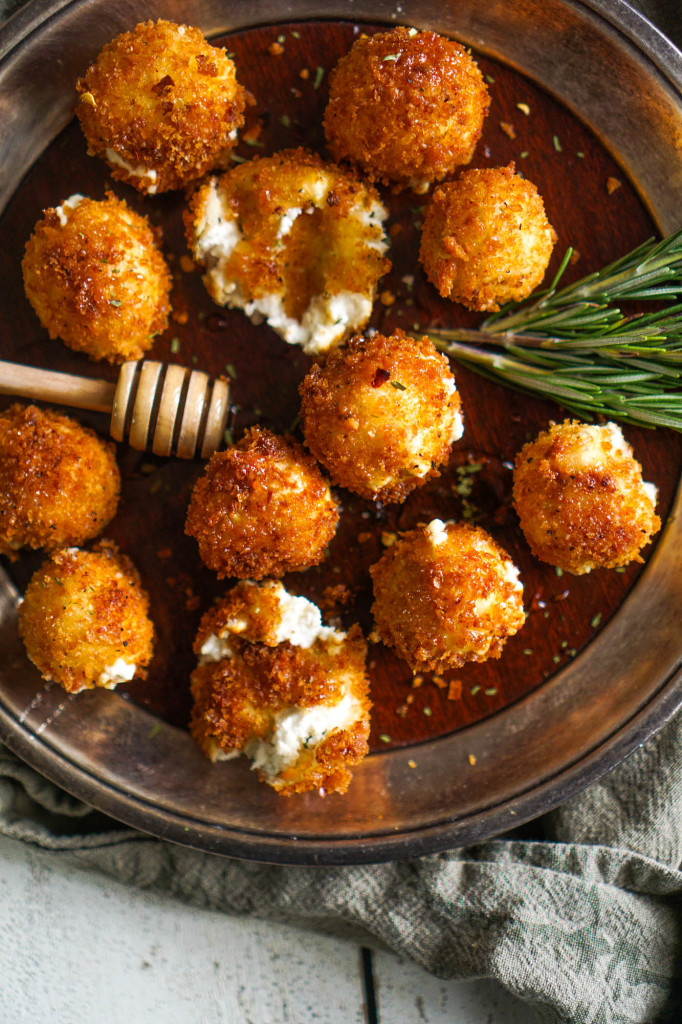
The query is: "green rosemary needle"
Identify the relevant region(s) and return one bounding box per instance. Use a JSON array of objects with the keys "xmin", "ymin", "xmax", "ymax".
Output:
[{"xmin": 427, "ymin": 227, "xmax": 682, "ymax": 430}]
